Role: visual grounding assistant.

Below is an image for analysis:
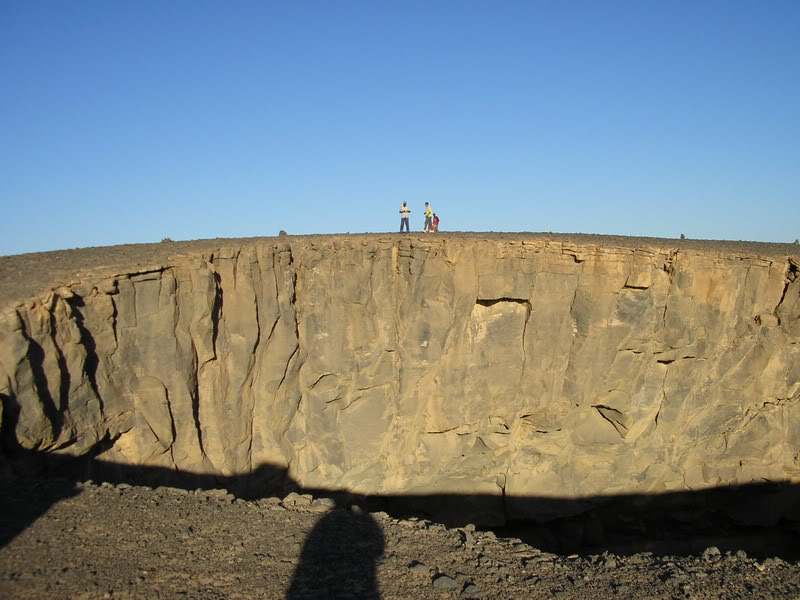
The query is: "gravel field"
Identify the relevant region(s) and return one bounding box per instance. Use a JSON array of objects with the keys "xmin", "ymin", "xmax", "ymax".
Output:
[{"xmin": 1, "ymin": 478, "xmax": 799, "ymax": 600}]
